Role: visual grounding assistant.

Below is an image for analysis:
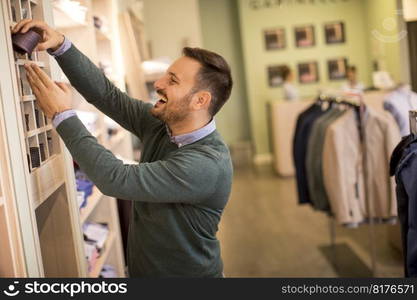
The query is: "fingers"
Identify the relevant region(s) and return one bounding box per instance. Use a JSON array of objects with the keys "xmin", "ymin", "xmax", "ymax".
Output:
[
  {"xmin": 21, "ymin": 19, "xmax": 48, "ymax": 34},
  {"xmin": 25, "ymin": 64, "xmax": 47, "ymax": 91},
  {"xmin": 29, "ymin": 64, "xmax": 54, "ymax": 89},
  {"xmin": 26, "ymin": 71, "xmax": 41, "ymax": 97},
  {"xmin": 12, "ymin": 19, "xmax": 32, "ymax": 33},
  {"xmin": 13, "ymin": 19, "xmax": 49, "ymax": 34},
  {"xmin": 55, "ymin": 82, "xmax": 71, "ymax": 93}
]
